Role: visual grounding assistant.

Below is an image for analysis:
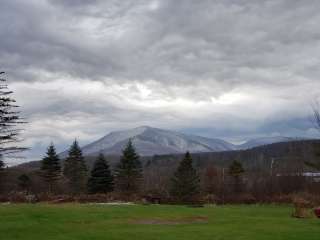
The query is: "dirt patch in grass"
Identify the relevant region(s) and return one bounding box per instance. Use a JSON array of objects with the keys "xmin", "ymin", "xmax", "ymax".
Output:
[{"xmin": 131, "ymin": 216, "xmax": 208, "ymax": 225}]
